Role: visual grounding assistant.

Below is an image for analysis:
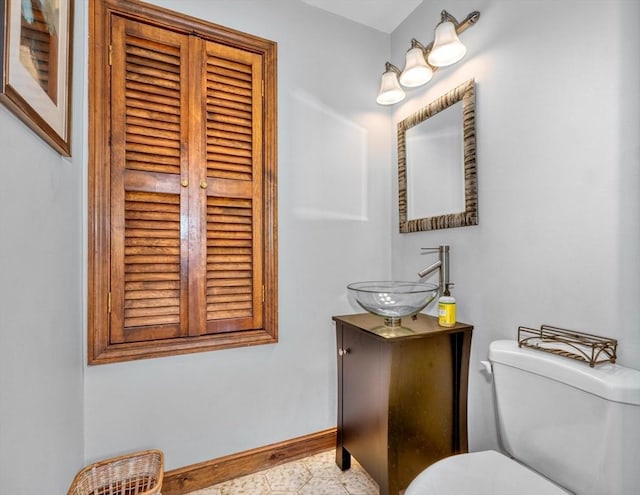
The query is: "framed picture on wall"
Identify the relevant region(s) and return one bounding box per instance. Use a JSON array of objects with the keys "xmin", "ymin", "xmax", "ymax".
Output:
[{"xmin": 0, "ymin": 0, "xmax": 73, "ymax": 156}]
